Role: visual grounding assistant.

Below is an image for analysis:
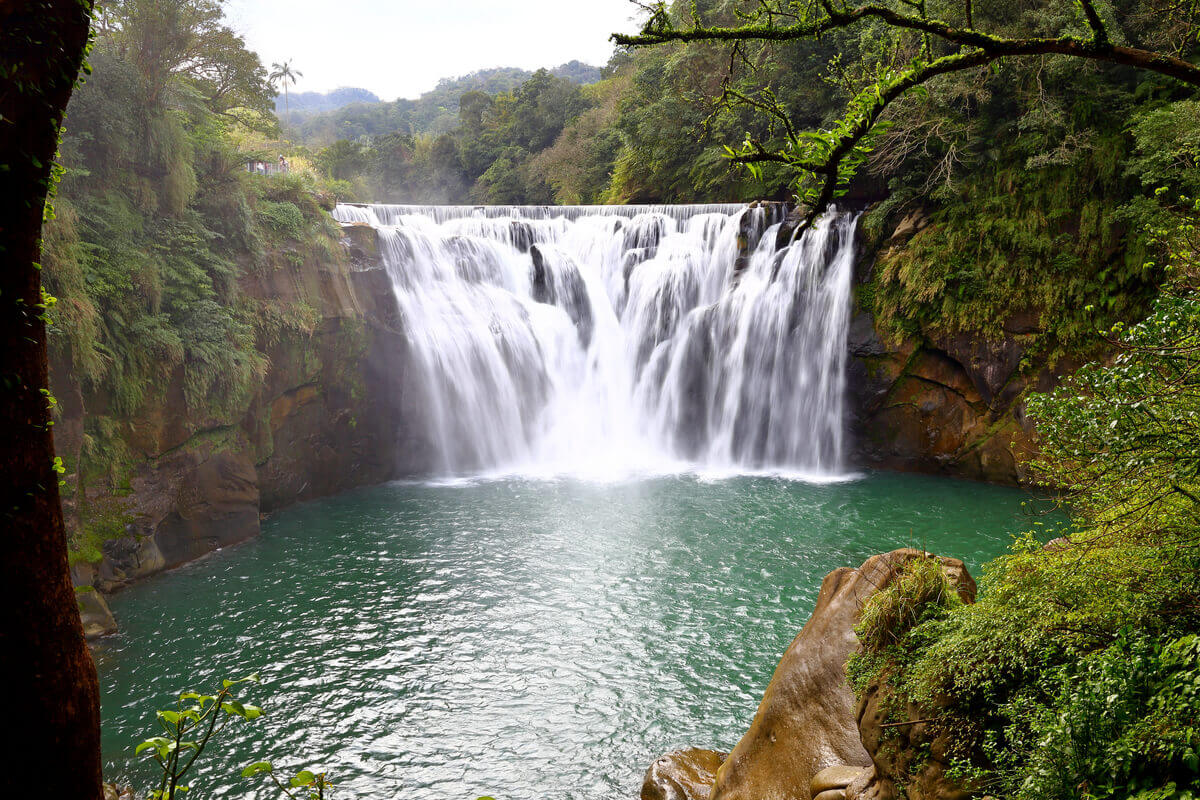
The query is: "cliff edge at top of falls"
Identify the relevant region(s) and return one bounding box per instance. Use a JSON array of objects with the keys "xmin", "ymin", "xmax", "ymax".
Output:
[{"xmin": 639, "ymin": 548, "xmax": 978, "ymax": 800}]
